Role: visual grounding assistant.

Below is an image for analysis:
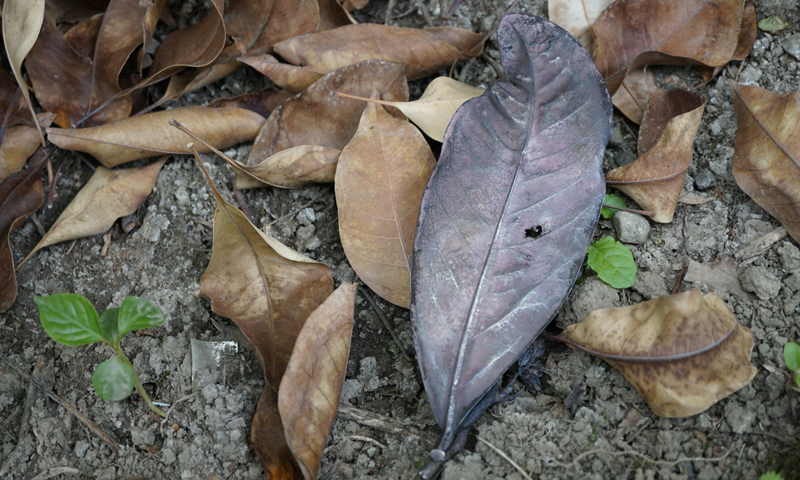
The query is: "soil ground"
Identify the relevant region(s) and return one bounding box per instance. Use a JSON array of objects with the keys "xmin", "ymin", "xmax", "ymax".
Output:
[{"xmin": 2, "ymin": 0, "xmax": 800, "ymax": 479}]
